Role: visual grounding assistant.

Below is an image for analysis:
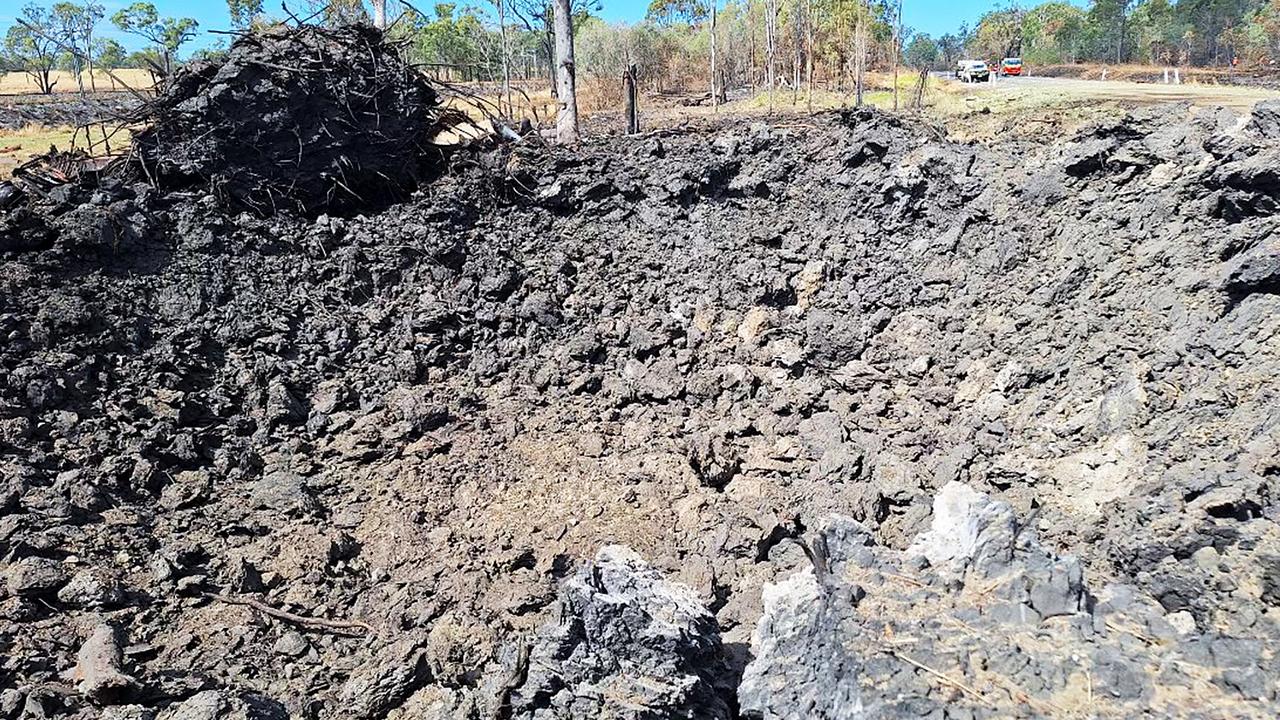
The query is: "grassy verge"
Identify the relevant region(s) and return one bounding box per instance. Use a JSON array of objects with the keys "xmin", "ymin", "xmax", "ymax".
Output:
[
  {"xmin": 0, "ymin": 125, "xmax": 76, "ymax": 178},
  {"xmin": 0, "ymin": 124, "xmax": 133, "ymax": 179}
]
